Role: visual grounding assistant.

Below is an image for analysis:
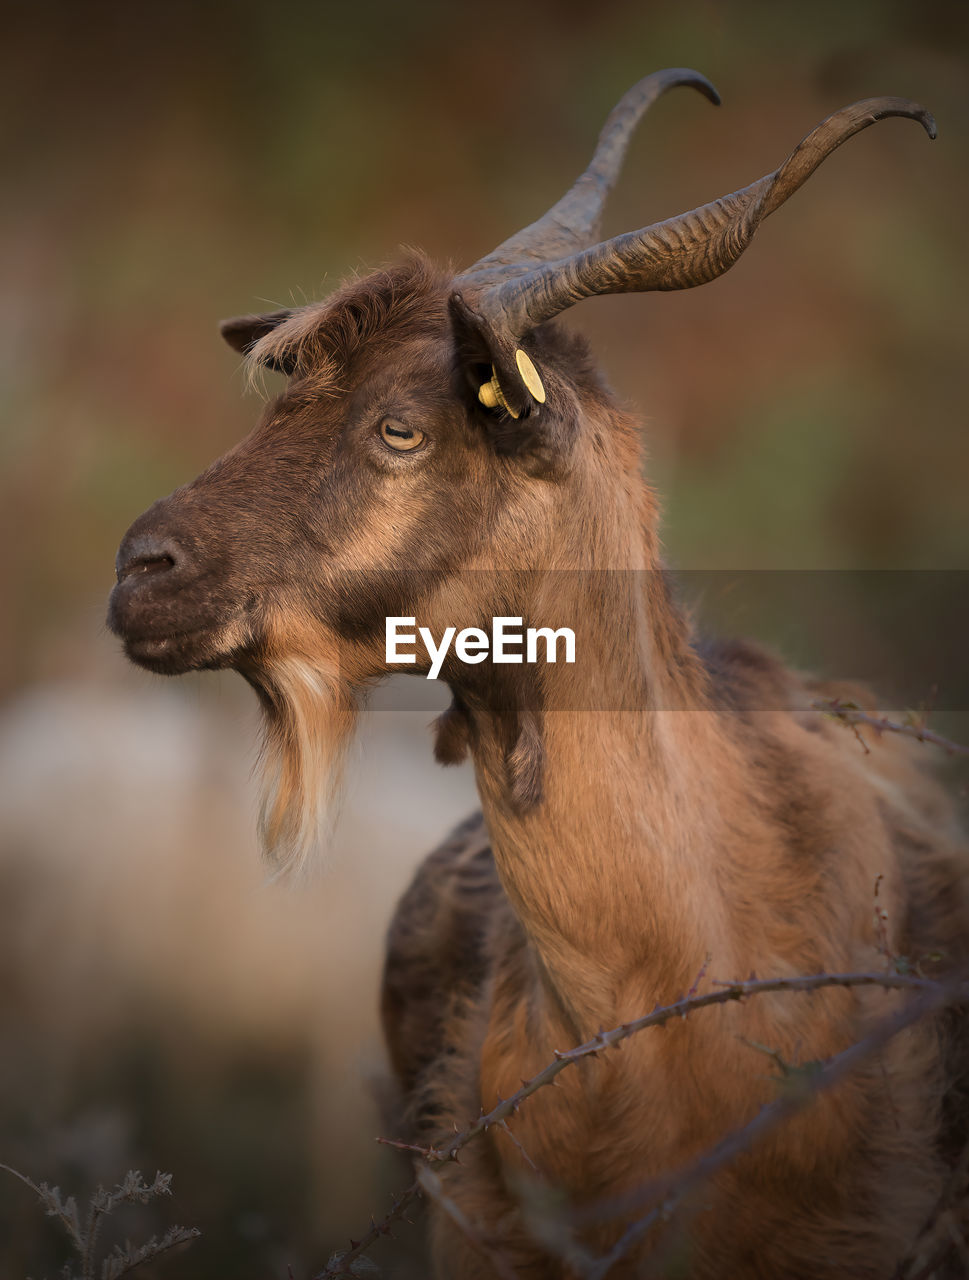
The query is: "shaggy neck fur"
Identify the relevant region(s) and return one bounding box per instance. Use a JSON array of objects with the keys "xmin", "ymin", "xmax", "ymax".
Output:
[{"xmin": 445, "ymin": 405, "xmax": 738, "ymax": 1034}]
